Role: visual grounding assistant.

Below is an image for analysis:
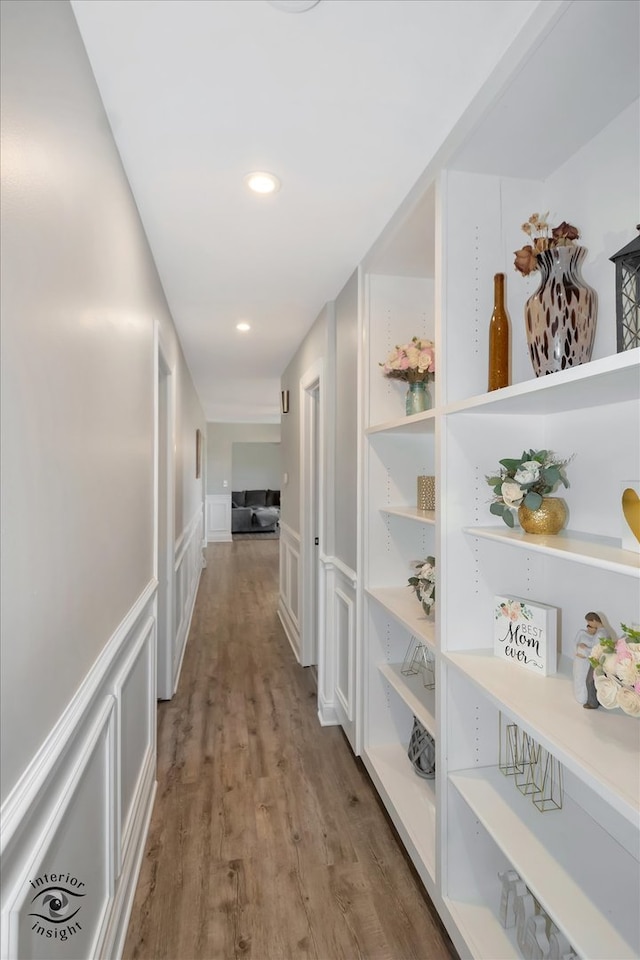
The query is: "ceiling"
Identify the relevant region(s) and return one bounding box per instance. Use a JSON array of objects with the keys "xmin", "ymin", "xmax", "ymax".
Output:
[{"xmin": 70, "ymin": 0, "xmax": 538, "ymax": 422}]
